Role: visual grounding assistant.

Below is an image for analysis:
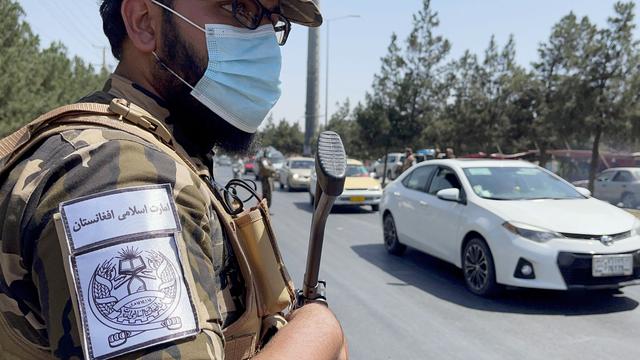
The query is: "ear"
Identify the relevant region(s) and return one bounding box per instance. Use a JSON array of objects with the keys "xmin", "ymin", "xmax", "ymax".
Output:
[{"xmin": 121, "ymin": 0, "xmax": 158, "ymax": 54}]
